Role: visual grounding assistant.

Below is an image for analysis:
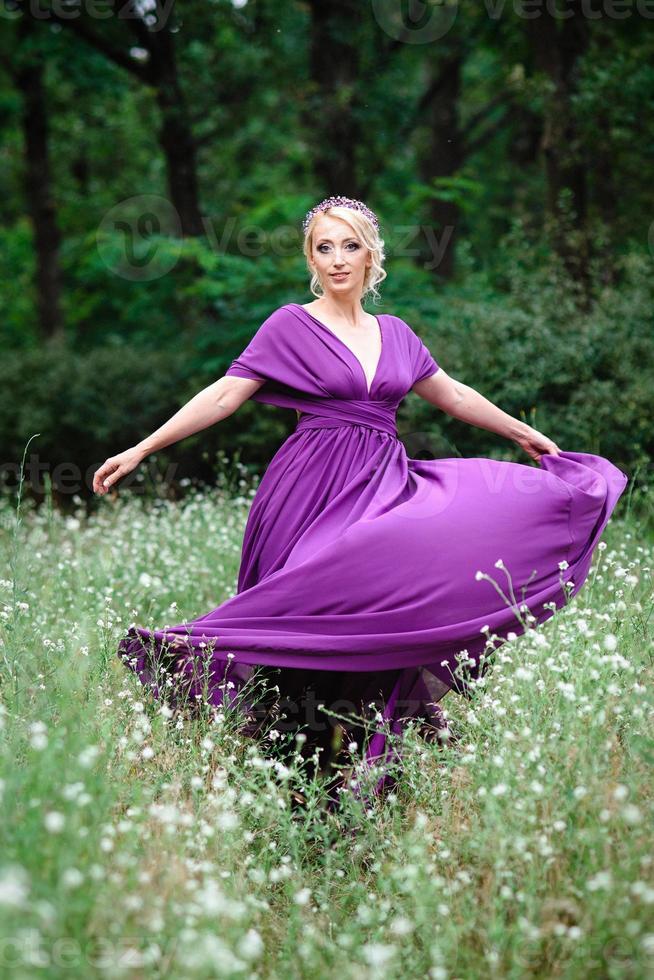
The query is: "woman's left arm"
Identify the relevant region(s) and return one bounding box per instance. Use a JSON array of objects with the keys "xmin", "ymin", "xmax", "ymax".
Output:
[{"xmin": 412, "ymin": 369, "xmax": 561, "ymax": 463}]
